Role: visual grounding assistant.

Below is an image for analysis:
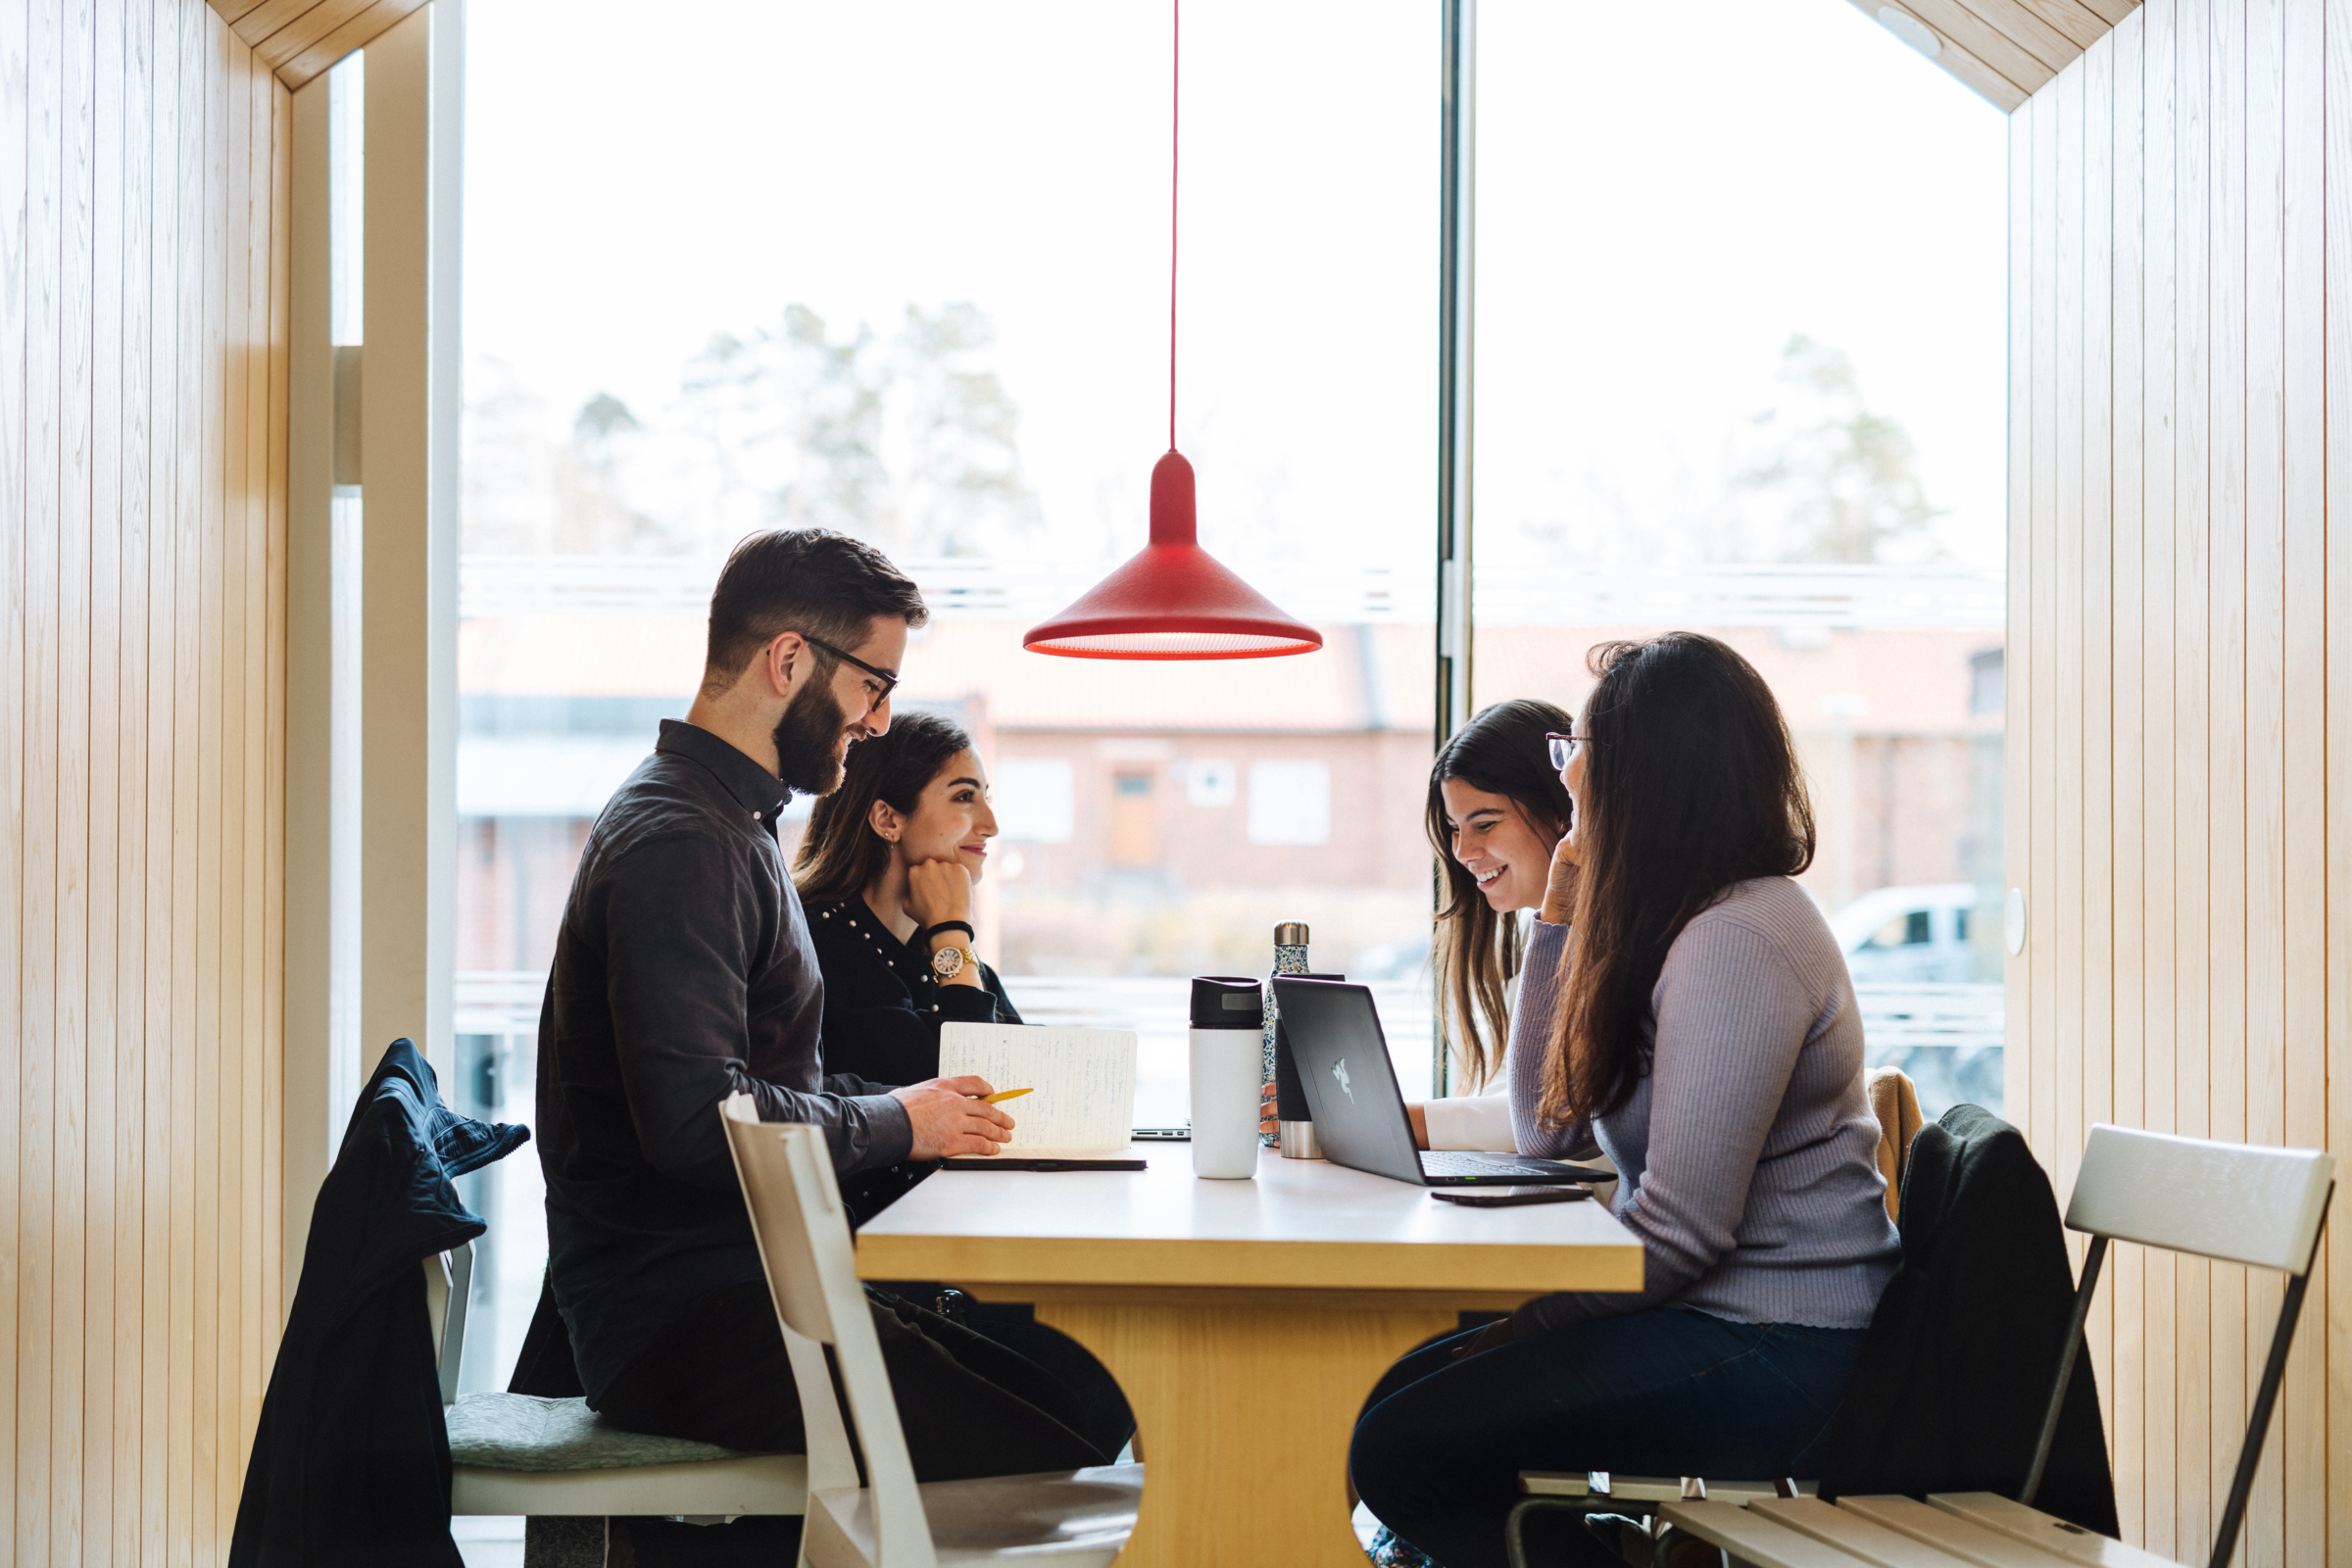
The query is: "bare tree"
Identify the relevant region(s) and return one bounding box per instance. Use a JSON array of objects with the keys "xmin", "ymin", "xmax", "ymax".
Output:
[
  {"xmin": 675, "ymin": 302, "xmax": 1038, "ymax": 558},
  {"xmin": 465, "ymin": 364, "xmax": 665, "ymax": 554},
  {"xmin": 1741, "ymin": 334, "xmax": 1943, "ymax": 564}
]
